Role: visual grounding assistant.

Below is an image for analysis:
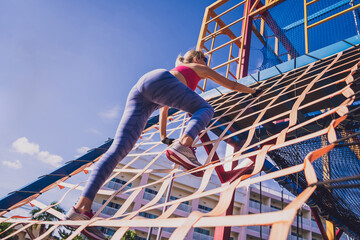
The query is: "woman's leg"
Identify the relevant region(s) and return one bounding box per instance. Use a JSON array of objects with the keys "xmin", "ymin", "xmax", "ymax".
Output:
[
  {"xmin": 138, "ymin": 70, "xmax": 214, "ymax": 172},
  {"xmin": 76, "ymin": 86, "xmax": 158, "ymax": 211},
  {"xmin": 139, "ymin": 70, "xmax": 214, "ymax": 142},
  {"xmin": 75, "ymin": 69, "xmax": 213, "ymax": 211}
]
